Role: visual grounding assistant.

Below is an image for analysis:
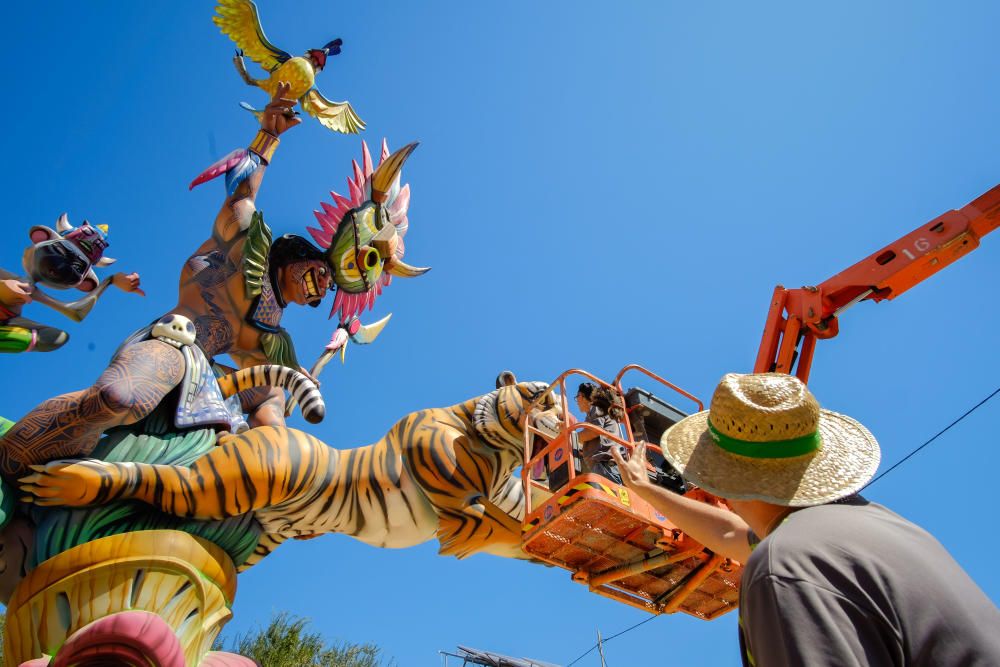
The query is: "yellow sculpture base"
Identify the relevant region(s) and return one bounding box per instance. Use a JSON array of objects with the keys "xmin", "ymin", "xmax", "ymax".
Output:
[{"xmin": 4, "ymin": 530, "xmax": 238, "ymax": 667}]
